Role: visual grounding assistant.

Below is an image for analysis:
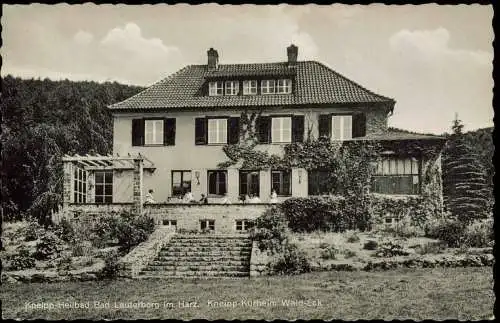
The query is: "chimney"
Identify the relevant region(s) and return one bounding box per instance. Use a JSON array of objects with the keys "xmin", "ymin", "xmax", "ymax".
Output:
[
  {"xmin": 287, "ymin": 44, "xmax": 298, "ymax": 66},
  {"xmin": 207, "ymin": 48, "xmax": 219, "ymax": 70}
]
